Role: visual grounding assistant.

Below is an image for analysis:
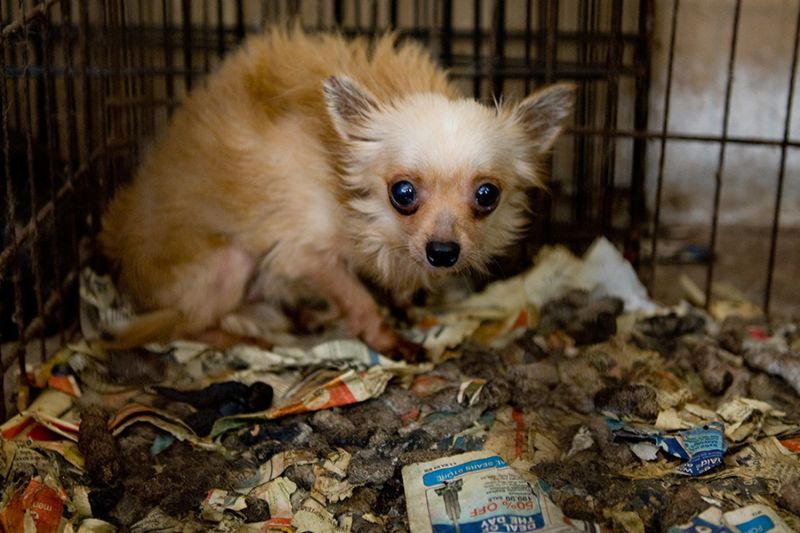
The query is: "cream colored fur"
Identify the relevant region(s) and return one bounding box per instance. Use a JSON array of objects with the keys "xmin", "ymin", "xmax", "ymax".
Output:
[{"xmin": 100, "ymin": 27, "xmax": 574, "ymax": 357}]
